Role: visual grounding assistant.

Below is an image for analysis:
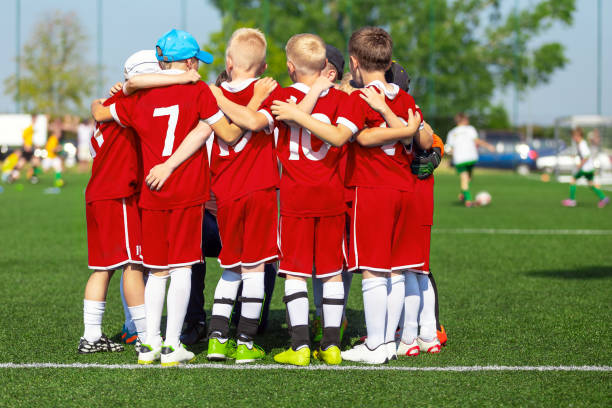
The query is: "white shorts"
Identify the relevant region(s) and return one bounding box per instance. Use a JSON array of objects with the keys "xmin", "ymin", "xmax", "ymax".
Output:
[{"xmin": 42, "ymin": 157, "xmax": 62, "ymax": 172}]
